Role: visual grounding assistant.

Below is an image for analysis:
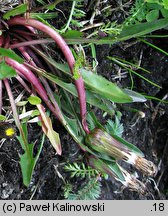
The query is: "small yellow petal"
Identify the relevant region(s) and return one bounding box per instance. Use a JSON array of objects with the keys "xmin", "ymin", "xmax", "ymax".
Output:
[{"xmin": 5, "ymin": 128, "xmax": 15, "ymax": 137}]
